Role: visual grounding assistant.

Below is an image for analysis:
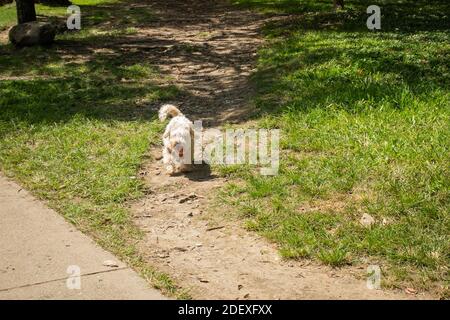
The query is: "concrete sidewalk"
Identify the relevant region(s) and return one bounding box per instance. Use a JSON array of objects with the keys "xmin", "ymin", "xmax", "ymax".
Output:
[{"xmin": 0, "ymin": 174, "xmax": 166, "ymax": 300}]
